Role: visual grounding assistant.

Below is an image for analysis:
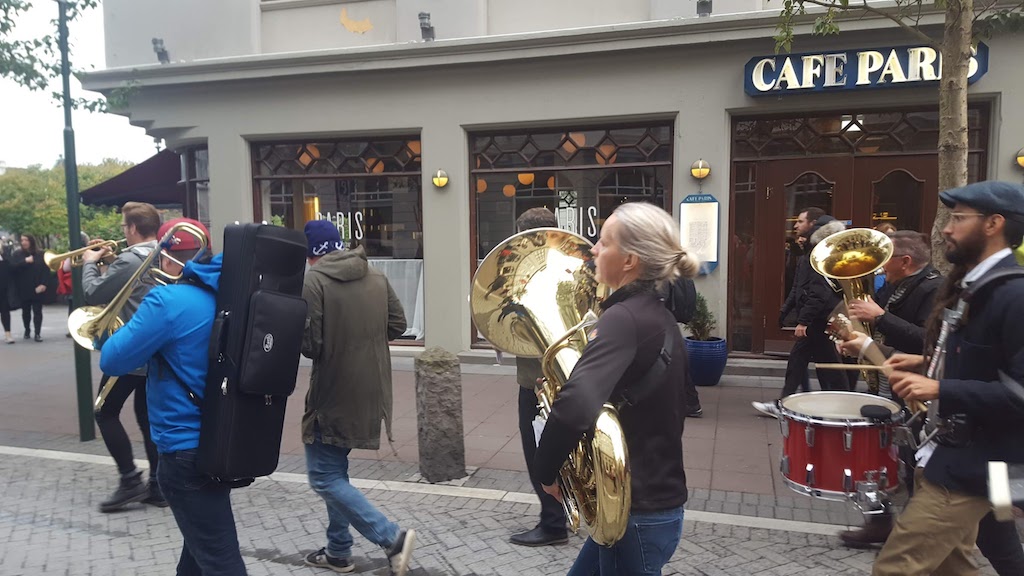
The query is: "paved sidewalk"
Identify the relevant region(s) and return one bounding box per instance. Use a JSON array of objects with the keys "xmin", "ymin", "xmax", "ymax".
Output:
[{"xmin": 3, "ymin": 447, "xmax": 1001, "ymax": 576}]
